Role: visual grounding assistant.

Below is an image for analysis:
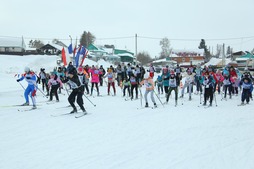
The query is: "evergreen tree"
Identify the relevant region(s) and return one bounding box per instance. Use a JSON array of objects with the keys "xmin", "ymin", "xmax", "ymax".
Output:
[
  {"xmin": 80, "ymin": 31, "xmax": 96, "ymax": 47},
  {"xmin": 198, "ymin": 39, "xmax": 211, "ymax": 62}
]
